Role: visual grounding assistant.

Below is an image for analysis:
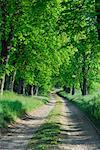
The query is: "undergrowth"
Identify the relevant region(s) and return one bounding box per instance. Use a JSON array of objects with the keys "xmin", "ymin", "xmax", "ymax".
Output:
[
  {"xmin": 0, "ymin": 91, "xmax": 48, "ymax": 129},
  {"xmin": 59, "ymin": 91, "xmax": 100, "ymax": 127}
]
